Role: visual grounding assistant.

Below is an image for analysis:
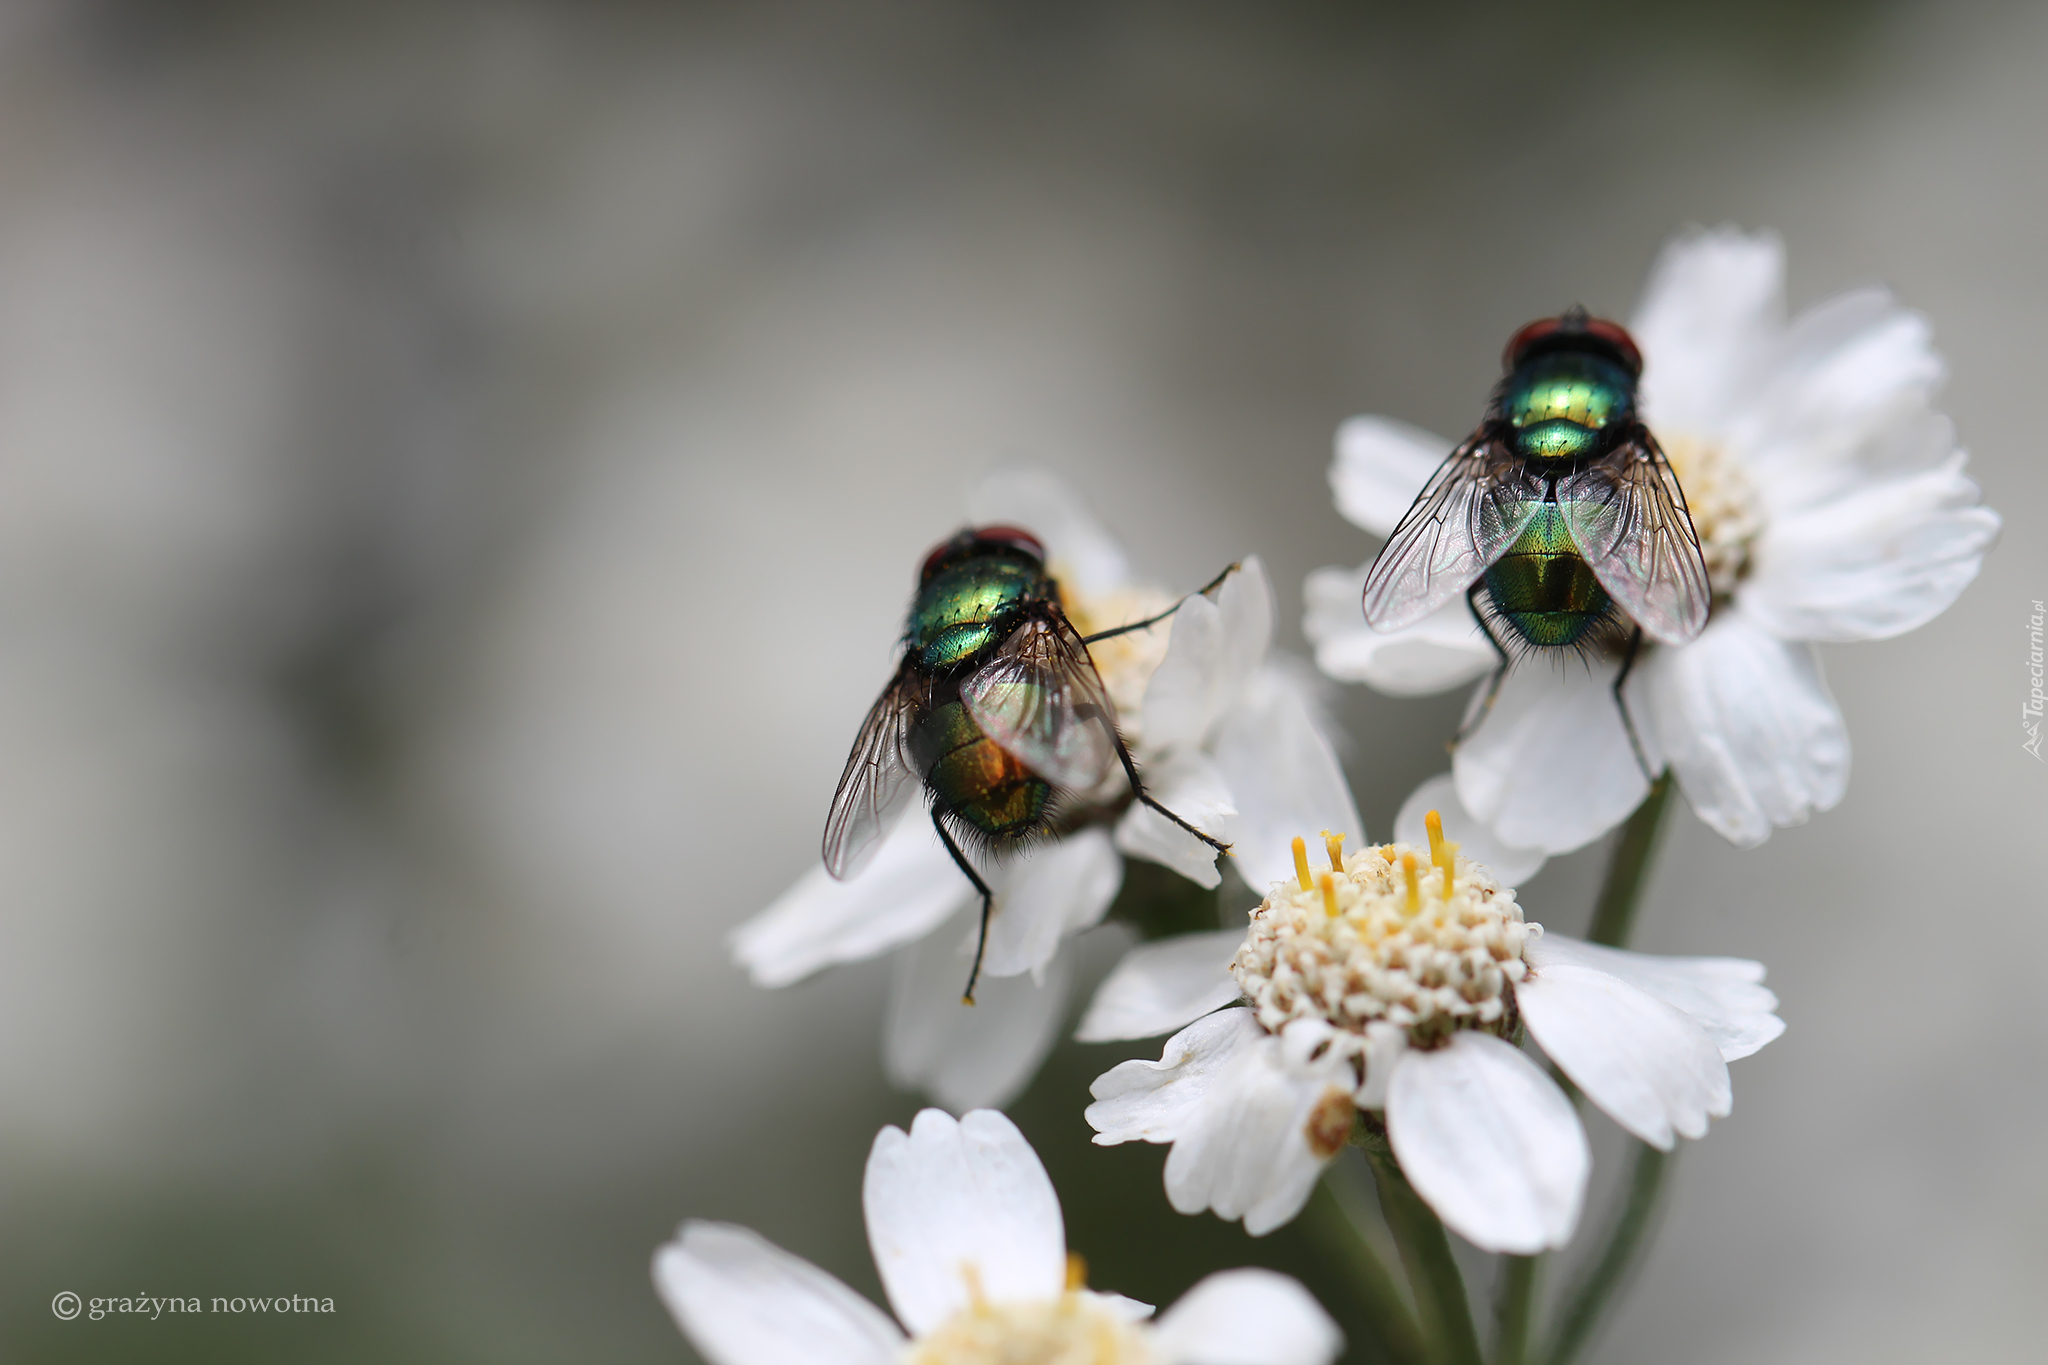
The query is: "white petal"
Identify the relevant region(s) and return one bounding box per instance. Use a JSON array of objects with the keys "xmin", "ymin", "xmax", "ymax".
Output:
[
  {"xmin": 1515, "ymin": 962, "xmax": 1730, "ymax": 1149},
  {"xmin": 1210, "ymin": 662, "xmax": 1365, "ymax": 894},
  {"xmin": 1741, "ymin": 454, "xmax": 2000, "ymax": 643},
  {"xmin": 1731, "ymin": 289, "xmax": 1946, "ymax": 506},
  {"xmin": 884, "ymin": 916, "xmax": 1076, "ymax": 1112},
  {"xmin": 1160, "ymin": 1024, "xmax": 1351, "ymax": 1236},
  {"xmin": 1636, "ymin": 608, "xmax": 1848, "ymax": 848},
  {"xmin": 1304, "ymin": 564, "xmax": 1495, "ymax": 695},
  {"xmin": 1384, "ymin": 1033, "xmax": 1588, "ymax": 1254},
  {"xmin": 1141, "ymin": 557, "xmax": 1275, "ymax": 753},
  {"xmin": 1353, "ymin": 1021, "xmax": 1406, "ymax": 1111},
  {"xmin": 1524, "ymin": 934, "xmax": 1785, "ymax": 1062},
  {"xmin": 1087, "ymin": 1007, "xmax": 1261, "ymax": 1144},
  {"xmin": 1330, "ymin": 416, "xmax": 1455, "ymax": 537},
  {"xmin": 1630, "ymin": 227, "xmax": 1784, "ymax": 438},
  {"xmin": 653, "ymin": 1222, "xmax": 904, "ymax": 1365},
  {"xmin": 731, "ymin": 812, "xmax": 972, "ymax": 988},
  {"xmin": 1453, "ymin": 662, "xmax": 1648, "ymax": 855},
  {"xmin": 981, "ymin": 828, "xmax": 1123, "ymax": 982},
  {"xmin": 1151, "ymin": 1269, "xmax": 1344, "ymax": 1365},
  {"xmin": 967, "ymin": 466, "xmax": 1131, "ymax": 594},
  {"xmin": 1393, "ymin": 773, "xmax": 1547, "ymax": 886},
  {"xmin": 863, "ymin": 1109, "xmax": 1066, "ymax": 1334},
  {"xmin": 1090, "ymin": 1290, "xmax": 1158, "ymax": 1322},
  {"xmin": 1115, "ymin": 751, "xmax": 1234, "ymax": 889},
  {"xmin": 1076, "ymin": 929, "xmax": 1244, "ymax": 1043}
]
